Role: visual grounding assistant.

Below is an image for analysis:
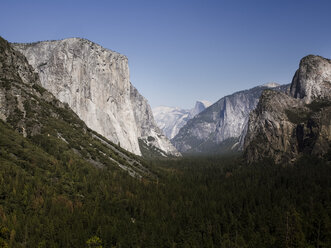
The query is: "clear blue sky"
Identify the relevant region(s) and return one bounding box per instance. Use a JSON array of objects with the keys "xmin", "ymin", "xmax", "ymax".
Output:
[{"xmin": 1, "ymin": 0, "xmax": 331, "ymax": 108}]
